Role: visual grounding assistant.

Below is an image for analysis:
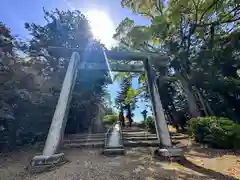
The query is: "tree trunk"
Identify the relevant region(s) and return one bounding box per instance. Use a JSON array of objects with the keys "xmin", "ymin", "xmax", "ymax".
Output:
[
  {"xmin": 204, "ymin": 97, "xmax": 215, "ymax": 116},
  {"xmin": 177, "ymin": 74, "xmax": 201, "ymax": 118},
  {"xmin": 195, "ymin": 90, "xmax": 208, "ymax": 116},
  {"xmin": 195, "ymin": 89, "xmax": 215, "ymax": 116},
  {"xmin": 218, "ymin": 93, "xmax": 239, "ymax": 122}
]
